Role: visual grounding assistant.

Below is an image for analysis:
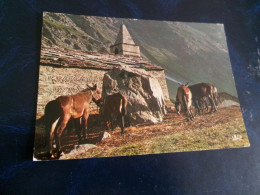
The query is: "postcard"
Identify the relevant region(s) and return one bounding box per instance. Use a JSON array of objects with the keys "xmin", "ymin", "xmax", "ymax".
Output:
[{"xmin": 34, "ymin": 12, "xmax": 250, "ymax": 160}]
